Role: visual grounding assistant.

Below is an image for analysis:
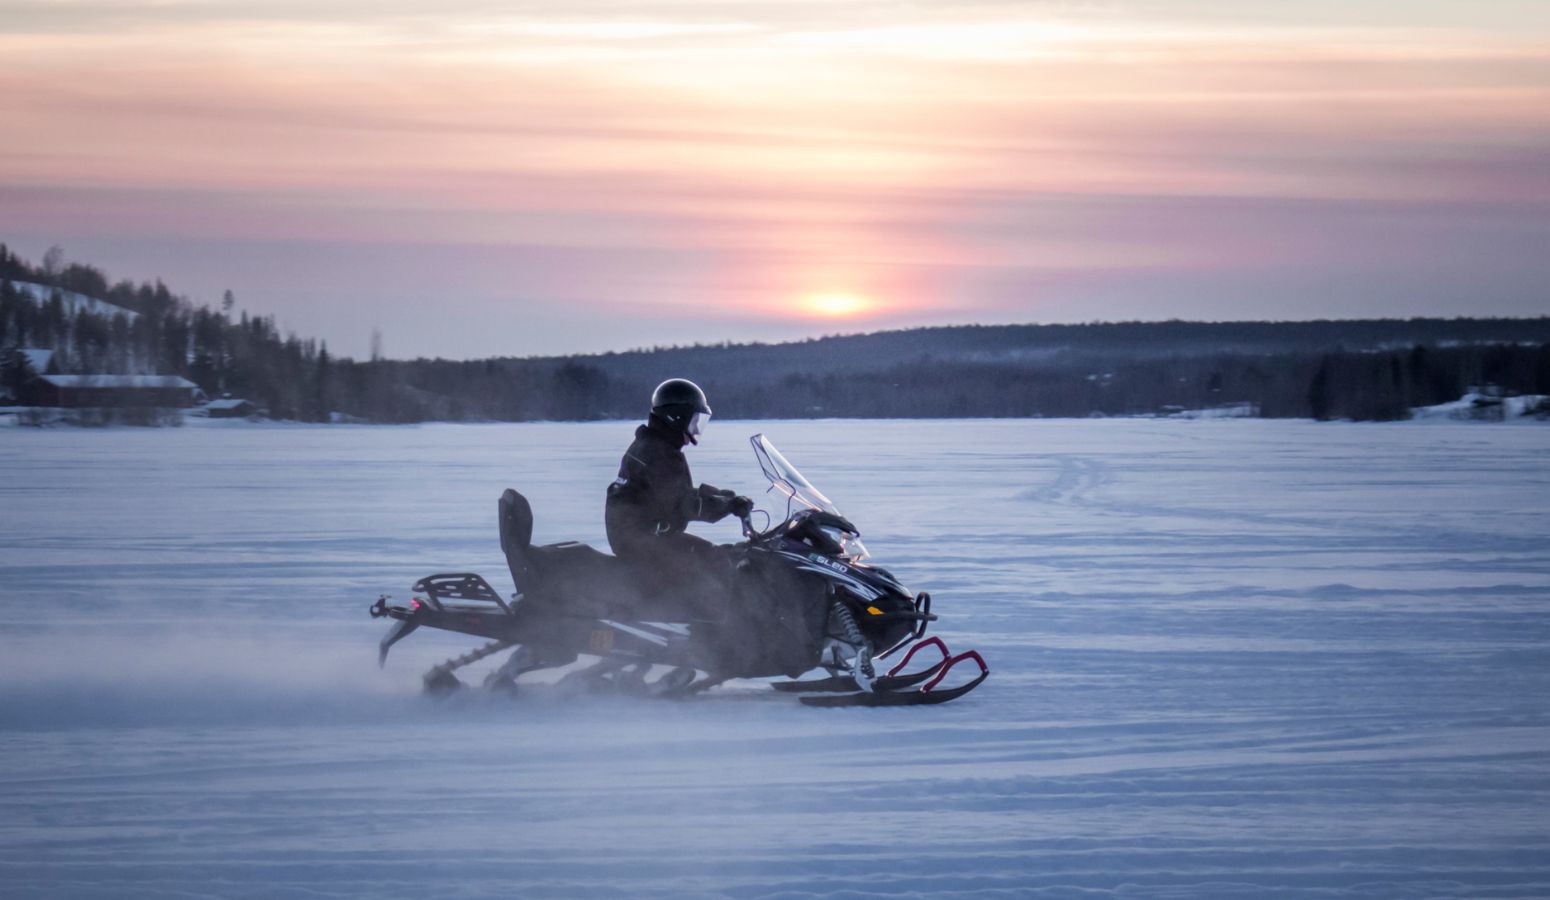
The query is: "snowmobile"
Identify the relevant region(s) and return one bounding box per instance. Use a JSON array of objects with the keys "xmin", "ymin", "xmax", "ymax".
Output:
[{"xmin": 368, "ymin": 434, "xmax": 988, "ymax": 707}]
